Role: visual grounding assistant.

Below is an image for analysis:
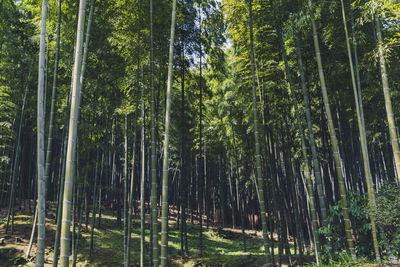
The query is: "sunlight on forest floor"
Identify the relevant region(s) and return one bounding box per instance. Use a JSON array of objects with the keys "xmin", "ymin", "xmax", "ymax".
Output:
[{"xmin": 0, "ymin": 207, "xmax": 397, "ymax": 266}]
